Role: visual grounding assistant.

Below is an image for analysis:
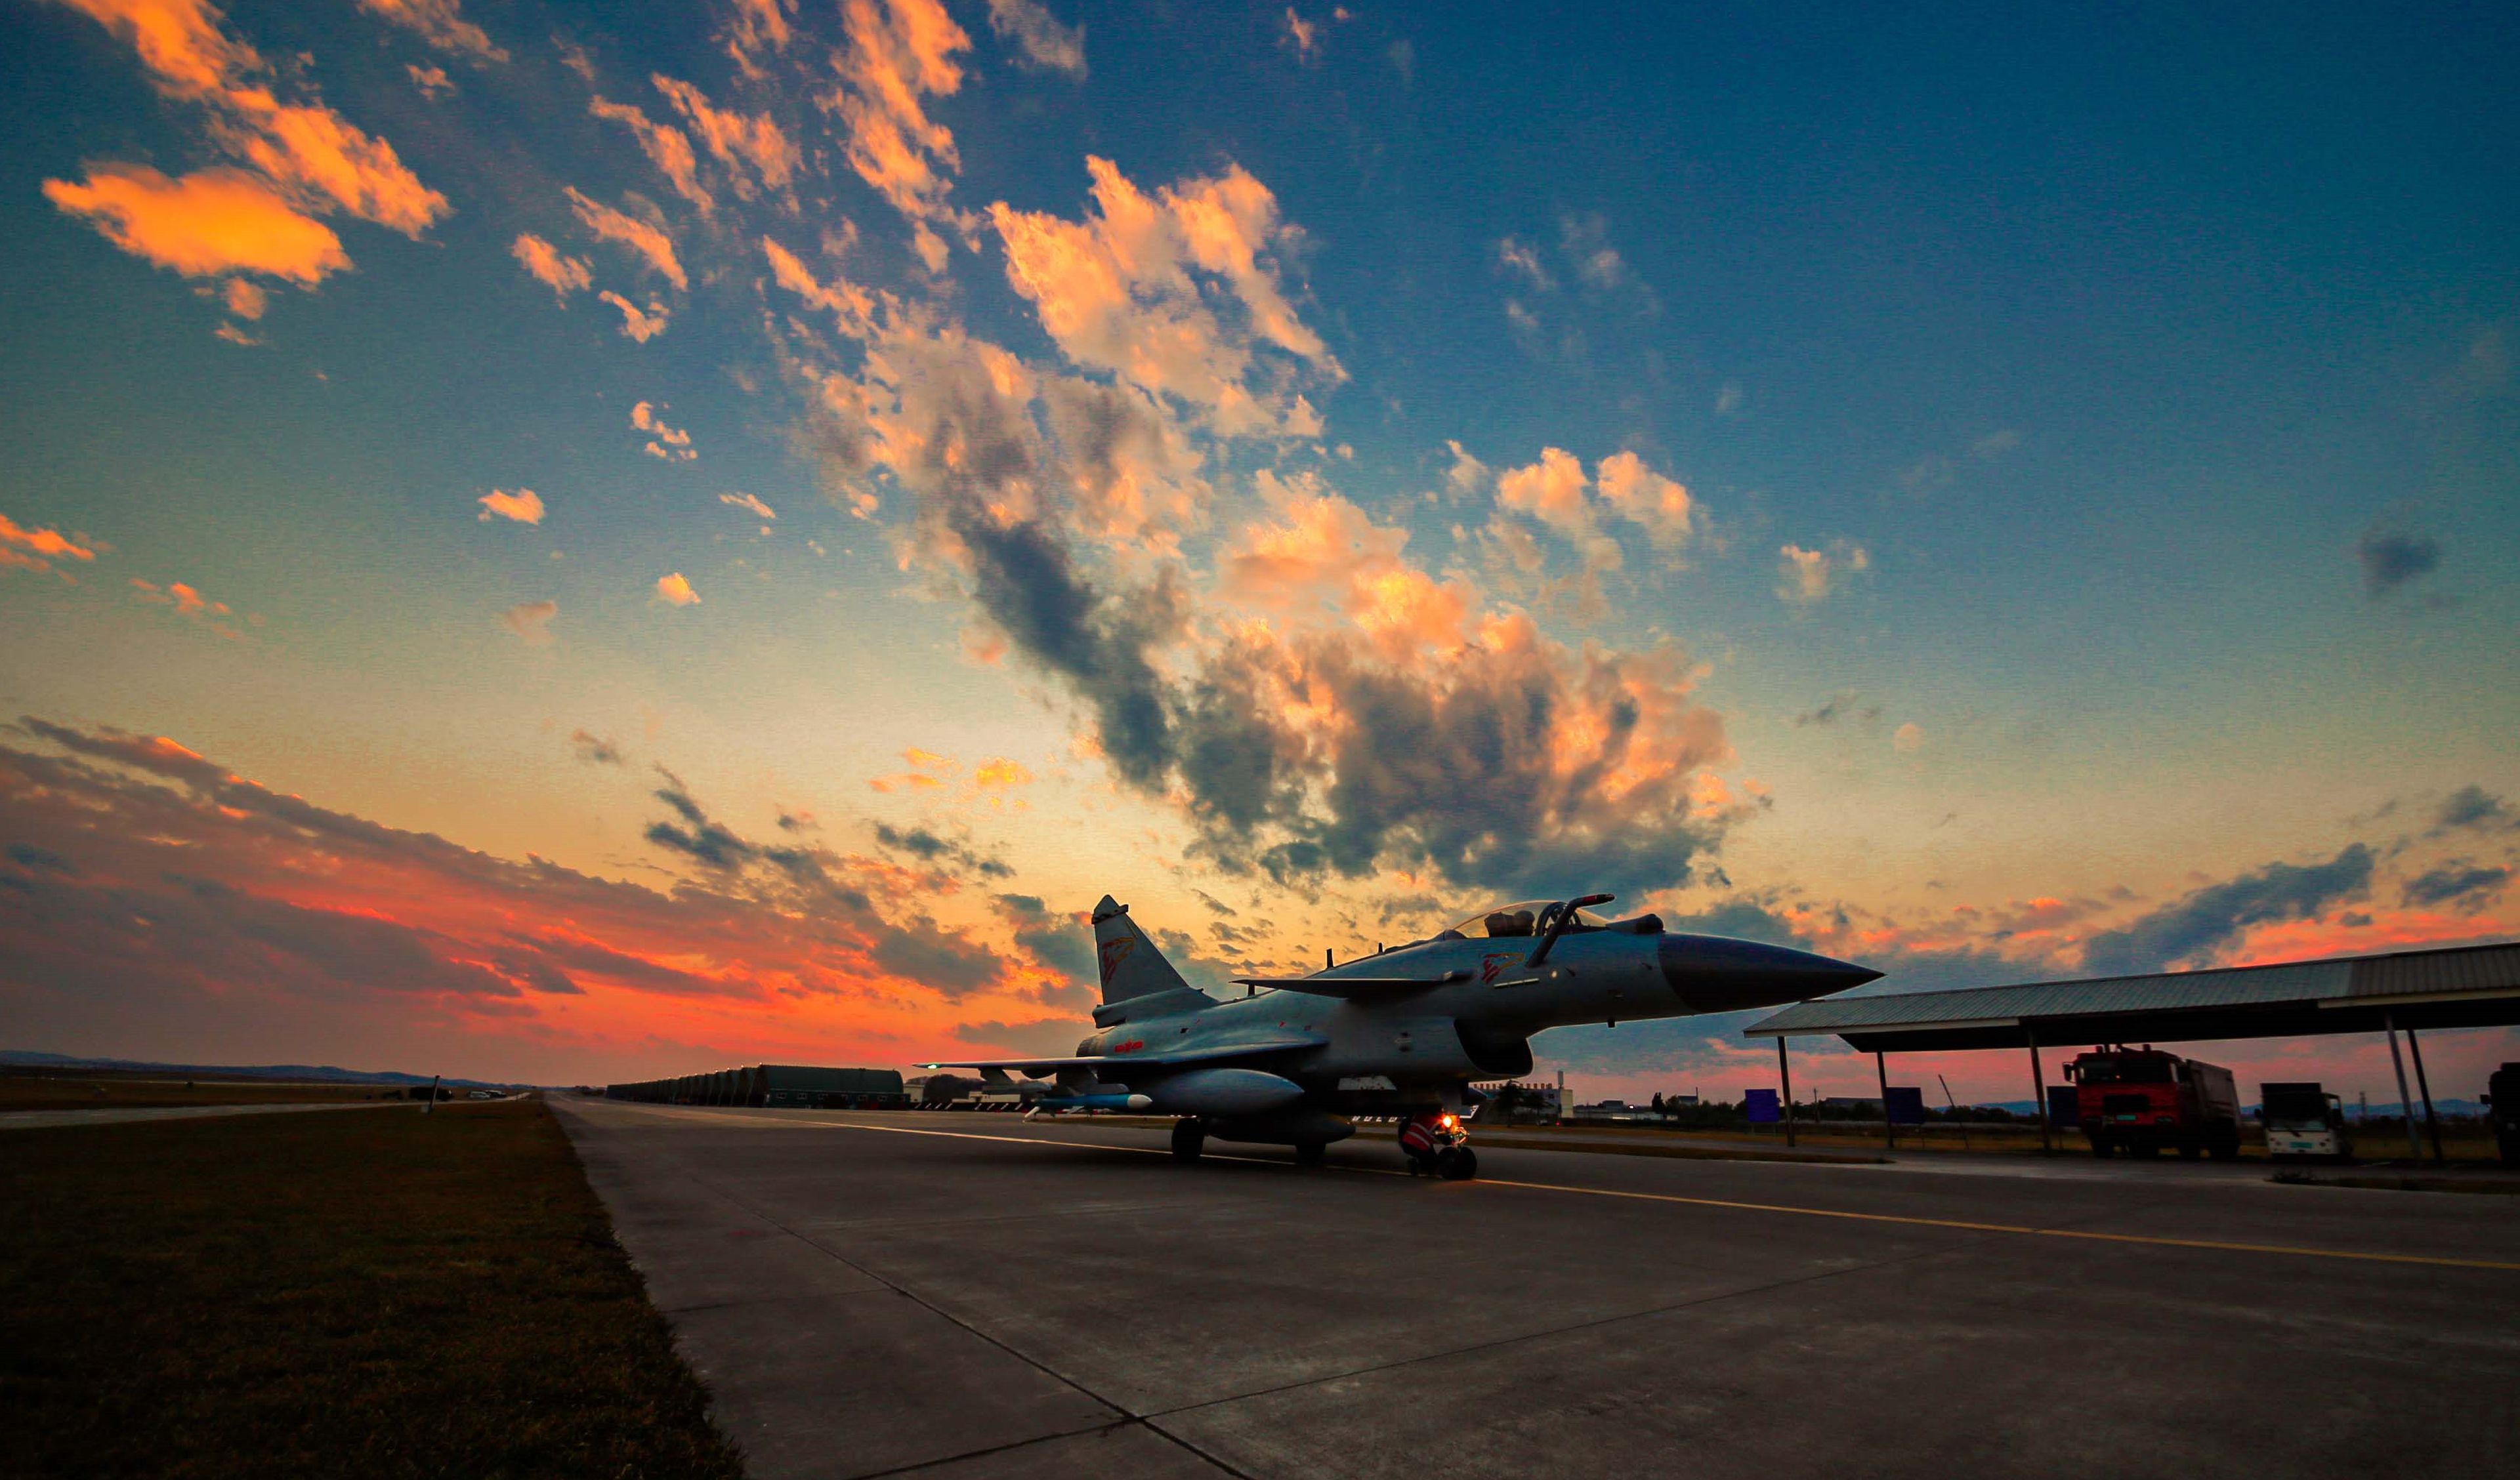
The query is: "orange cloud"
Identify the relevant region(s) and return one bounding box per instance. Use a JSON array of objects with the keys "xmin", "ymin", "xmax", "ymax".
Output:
[
  {"xmin": 761, "ymin": 236, "xmax": 876, "ymax": 336},
  {"xmin": 652, "ymin": 75, "xmax": 798, "ymax": 197},
  {"xmin": 220, "ymin": 277, "xmax": 266, "ymax": 318},
  {"xmin": 719, "ymin": 492, "xmax": 776, "ymax": 520},
  {"xmin": 589, "ymin": 96, "xmax": 712, "ymax": 214},
  {"xmin": 631, "ymin": 401, "xmax": 695, "ymax": 460},
  {"xmin": 973, "ymin": 758, "xmax": 1032, "ymax": 789},
  {"xmin": 598, "ymin": 291, "xmax": 670, "ymax": 342},
  {"xmin": 476, "ymin": 488, "xmax": 544, "ymax": 524},
  {"xmin": 132, "ymin": 576, "xmax": 244, "ymax": 638},
  {"xmin": 827, "ymin": 0, "xmax": 971, "ymax": 266},
  {"xmin": 408, "ymin": 63, "xmax": 453, "ymax": 100},
  {"xmin": 510, "ymin": 233, "xmax": 592, "ymax": 300},
  {"xmin": 45, "ymin": 0, "xmax": 258, "ymax": 99},
  {"xmin": 354, "ymin": 0, "xmax": 507, "ymax": 62},
  {"xmin": 567, "ymin": 188, "xmax": 686, "ymax": 289},
  {"xmin": 47, "ymin": 0, "xmax": 446, "ymax": 247},
  {"xmin": 1593, "ymin": 450, "xmax": 1692, "ymax": 550},
  {"xmin": 990, "ymin": 157, "xmax": 1337, "ymax": 432},
  {"xmin": 0, "ymin": 514, "xmax": 100, "ymax": 576},
  {"xmin": 722, "ymin": 0, "xmax": 791, "ymax": 74},
  {"xmin": 44, "ymin": 165, "xmax": 347, "ymax": 284},
  {"xmin": 654, "ymin": 572, "xmax": 700, "ymax": 606}
]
